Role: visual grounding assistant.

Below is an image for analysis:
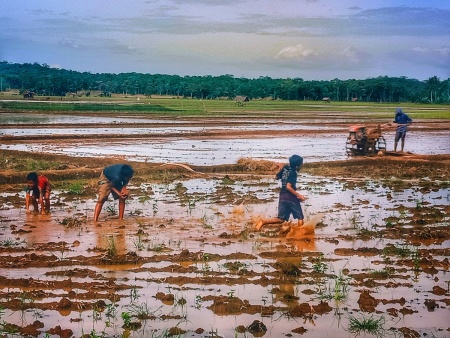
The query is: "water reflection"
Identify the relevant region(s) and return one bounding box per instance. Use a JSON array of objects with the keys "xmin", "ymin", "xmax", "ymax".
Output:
[{"xmin": 2, "ymin": 132, "xmax": 448, "ymax": 165}]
